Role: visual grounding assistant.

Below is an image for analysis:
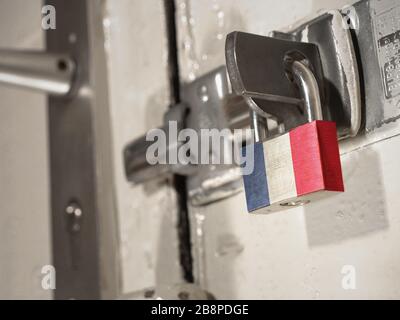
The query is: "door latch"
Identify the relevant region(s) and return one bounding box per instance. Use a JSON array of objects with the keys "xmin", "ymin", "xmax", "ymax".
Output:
[
  {"xmin": 124, "ymin": 67, "xmax": 250, "ymax": 206},
  {"xmin": 124, "ymin": 10, "xmax": 361, "ymax": 208}
]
